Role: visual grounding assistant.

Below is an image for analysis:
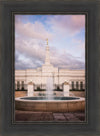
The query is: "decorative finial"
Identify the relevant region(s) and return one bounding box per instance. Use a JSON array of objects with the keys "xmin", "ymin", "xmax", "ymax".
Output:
[{"xmin": 46, "ymin": 38, "xmax": 48, "ymax": 45}]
